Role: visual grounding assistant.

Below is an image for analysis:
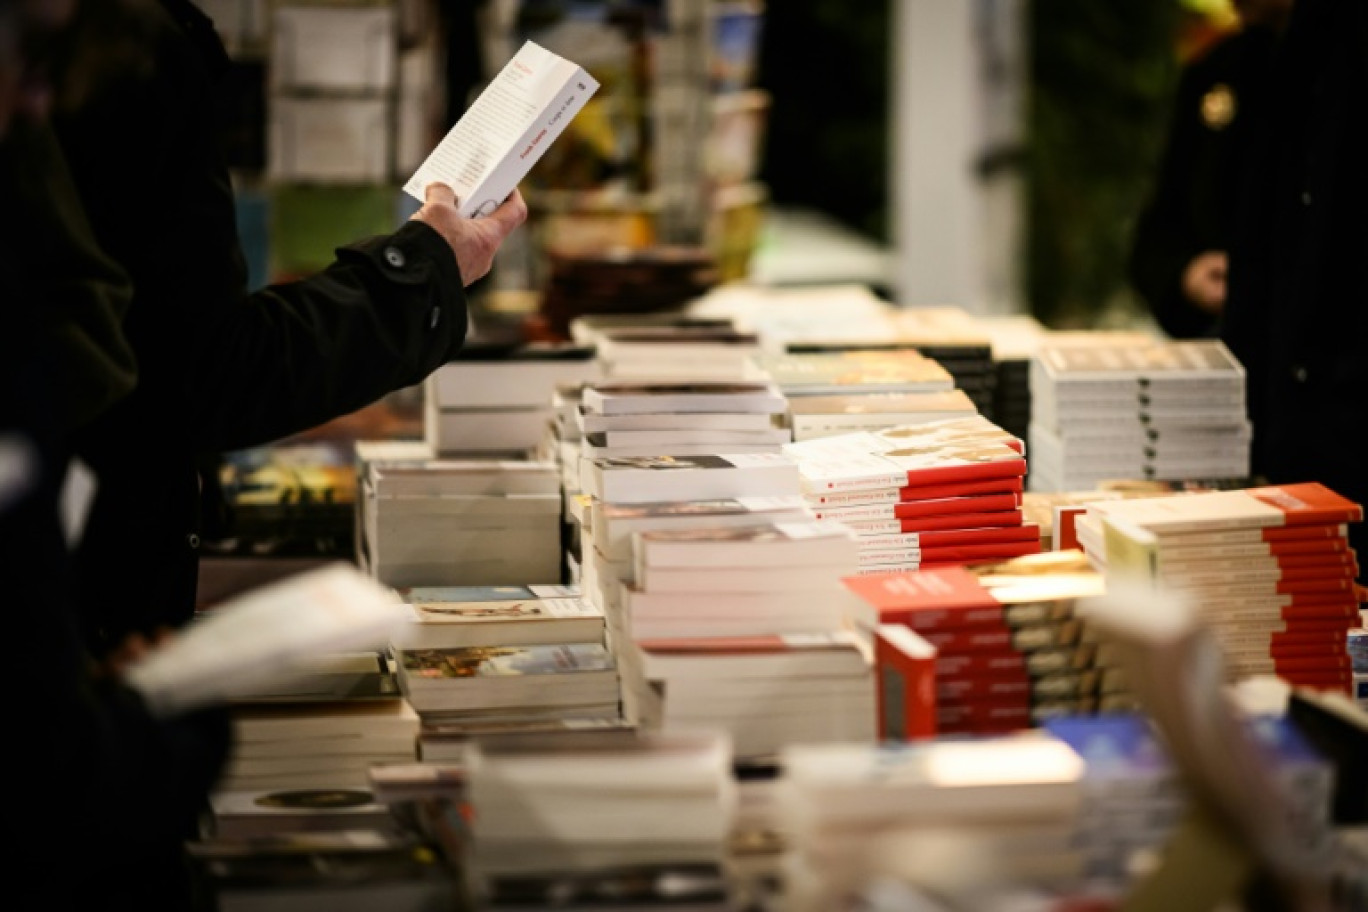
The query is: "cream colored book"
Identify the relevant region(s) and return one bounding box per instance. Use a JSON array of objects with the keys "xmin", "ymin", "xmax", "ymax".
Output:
[{"xmin": 403, "ymin": 40, "xmax": 599, "ymax": 217}]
